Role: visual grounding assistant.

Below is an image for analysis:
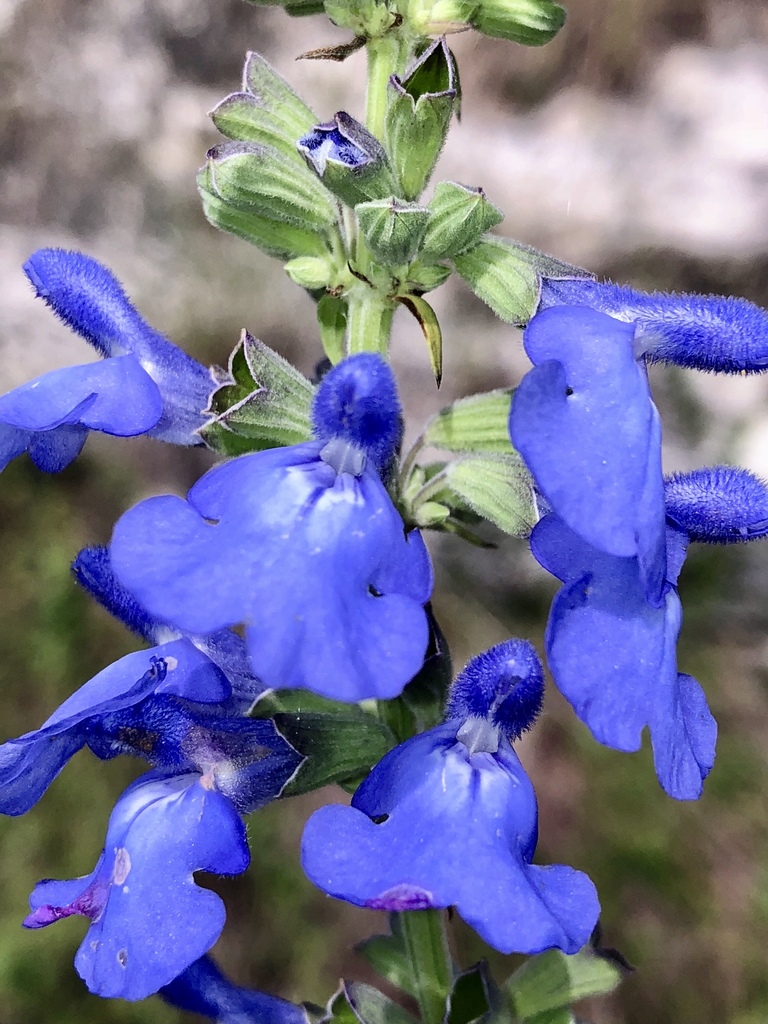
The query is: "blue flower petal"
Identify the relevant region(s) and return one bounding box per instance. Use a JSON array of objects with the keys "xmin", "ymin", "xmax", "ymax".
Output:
[
  {"xmin": 532, "ymin": 514, "xmax": 715, "ymax": 799},
  {"xmin": 539, "ymin": 277, "xmax": 768, "ymax": 375},
  {"xmin": 302, "ymin": 723, "xmax": 599, "ymax": 955},
  {"xmin": 160, "ymin": 956, "xmax": 308, "ymax": 1024},
  {"xmin": 0, "ymin": 640, "xmax": 230, "ymax": 815},
  {"xmin": 0, "ymin": 355, "xmax": 163, "ymax": 471},
  {"xmin": 665, "ymin": 466, "xmax": 768, "ymax": 543},
  {"xmin": 24, "ymin": 772, "xmax": 249, "ymax": 1001},
  {"xmin": 111, "ymin": 444, "xmax": 432, "ymax": 701},
  {"xmin": 20, "ymin": 248, "xmax": 215, "ymax": 450},
  {"xmin": 510, "ymin": 307, "xmax": 666, "ymax": 597}
]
